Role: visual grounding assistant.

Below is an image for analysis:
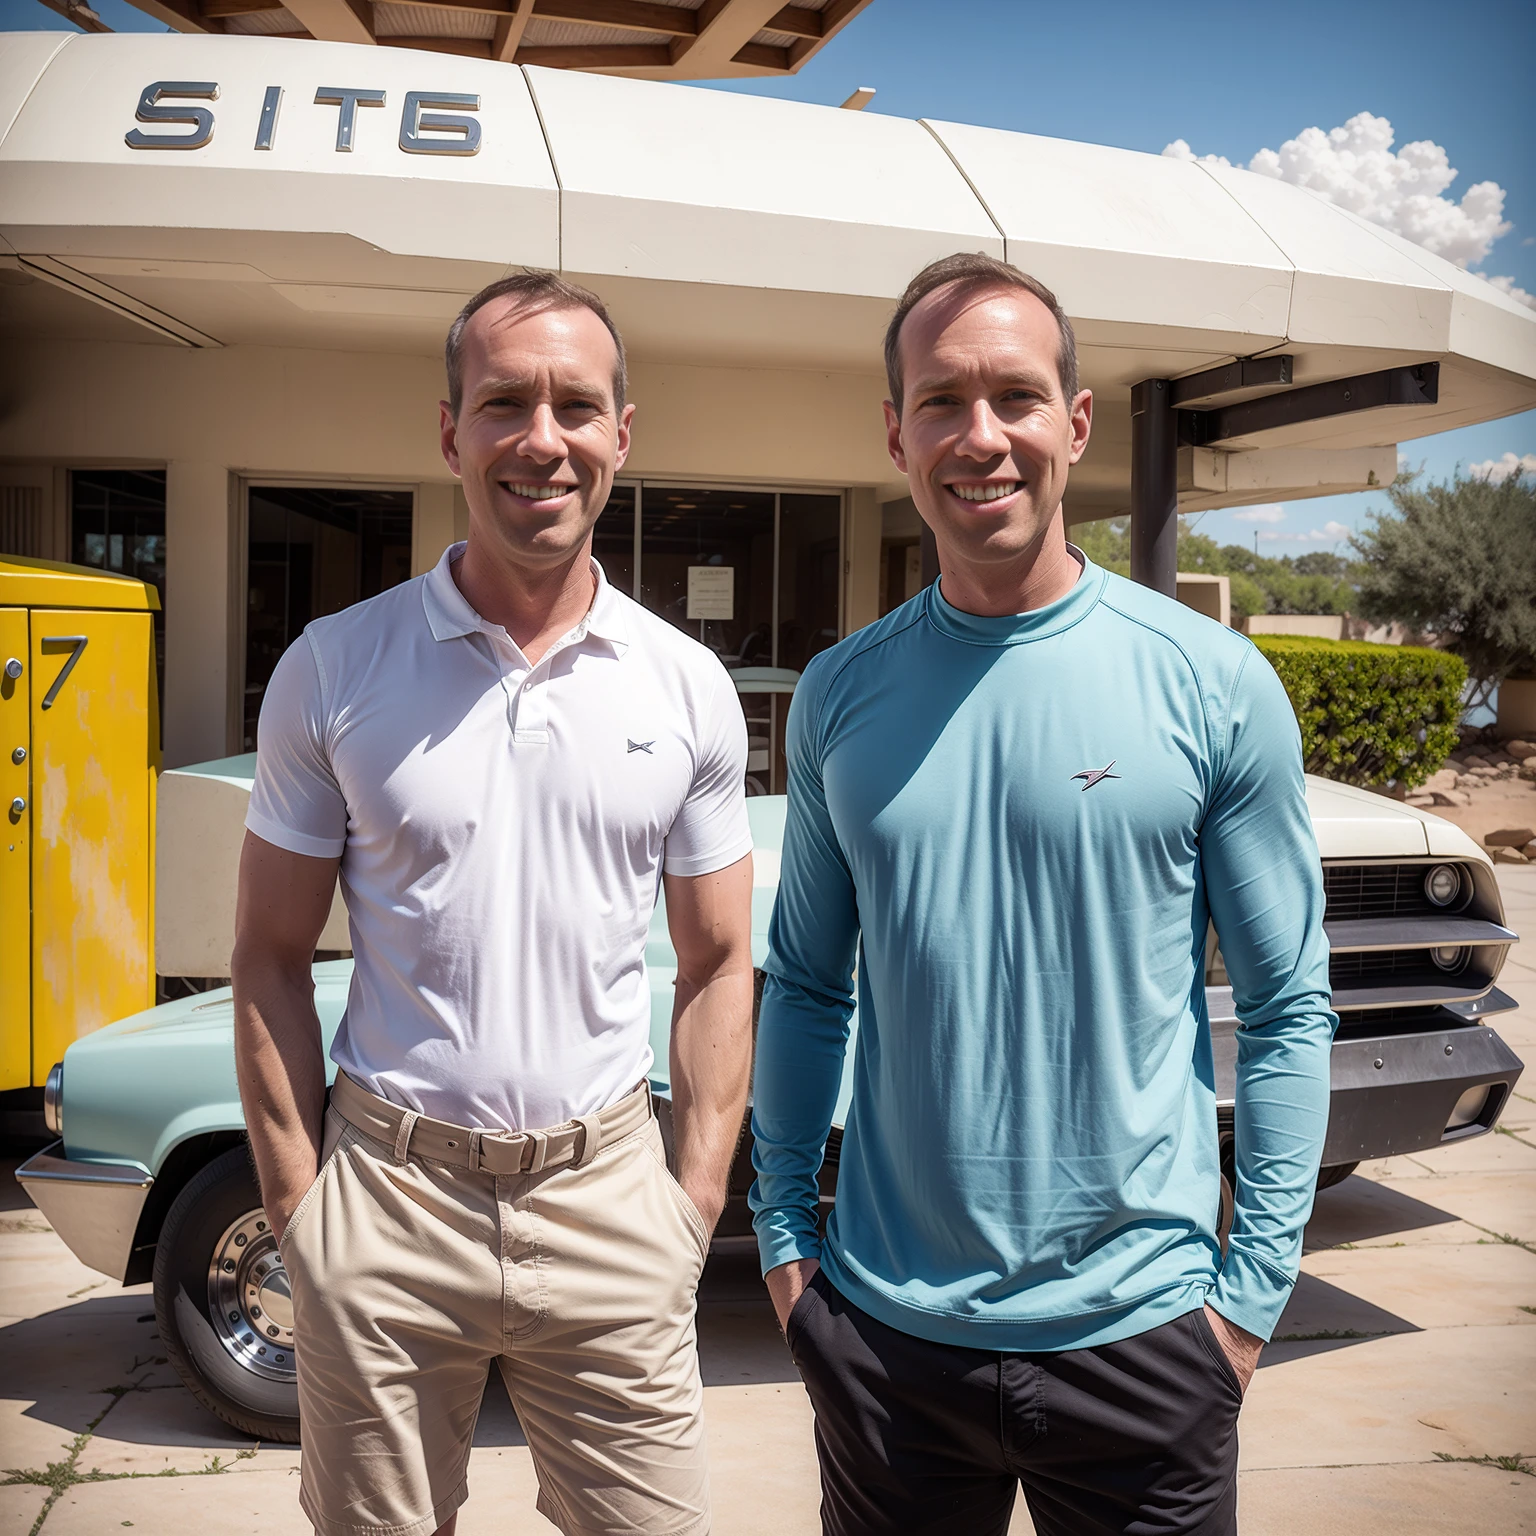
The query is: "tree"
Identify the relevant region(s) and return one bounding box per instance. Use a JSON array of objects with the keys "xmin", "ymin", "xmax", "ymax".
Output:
[
  {"xmin": 1070, "ymin": 517, "xmax": 1359, "ymax": 622},
  {"xmin": 1351, "ymin": 470, "xmax": 1536, "ymax": 711}
]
